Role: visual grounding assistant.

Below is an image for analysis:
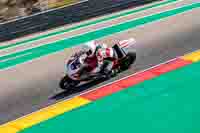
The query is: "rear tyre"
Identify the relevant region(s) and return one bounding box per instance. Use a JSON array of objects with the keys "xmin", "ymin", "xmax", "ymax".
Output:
[
  {"xmin": 59, "ymin": 75, "xmax": 79, "ymax": 91},
  {"xmin": 120, "ymin": 51, "xmax": 136, "ymax": 71}
]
